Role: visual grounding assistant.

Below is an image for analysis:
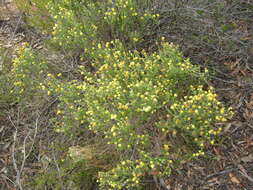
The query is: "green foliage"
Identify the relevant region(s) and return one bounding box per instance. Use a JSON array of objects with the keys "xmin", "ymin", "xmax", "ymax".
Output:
[
  {"xmin": 30, "ymin": 142, "xmax": 118, "ymax": 190},
  {"xmin": 0, "ymin": 45, "xmax": 48, "ymax": 109},
  {"xmin": 14, "ymin": 0, "xmax": 53, "ymax": 32},
  {"xmin": 10, "ymin": 43, "xmax": 48, "ymax": 103},
  {"xmin": 31, "ymin": 159, "xmax": 98, "ymax": 190},
  {"xmin": 0, "ymin": 73, "xmax": 14, "ymax": 105},
  {"xmin": 45, "ymin": 41, "xmax": 233, "ymax": 189},
  {"xmin": 10, "ymin": 1, "xmax": 240, "ymax": 189},
  {"xmin": 14, "ymin": 0, "xmax": 160, "ymax": 74},
  {"xmin": 0, "ymin": 48, "xmax": 15, "ymax": 105},
  {"xmin": 16, "ymin": 0, "xmax": 158, "ymax": 51}
]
